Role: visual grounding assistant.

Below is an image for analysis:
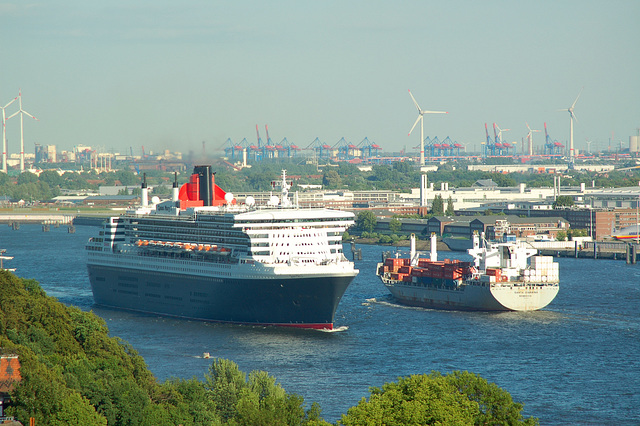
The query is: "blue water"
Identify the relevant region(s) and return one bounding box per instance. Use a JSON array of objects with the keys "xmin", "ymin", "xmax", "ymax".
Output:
[{"xmin": 1, "ymin": 224, "xmax": 639, "ymax": 424}]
